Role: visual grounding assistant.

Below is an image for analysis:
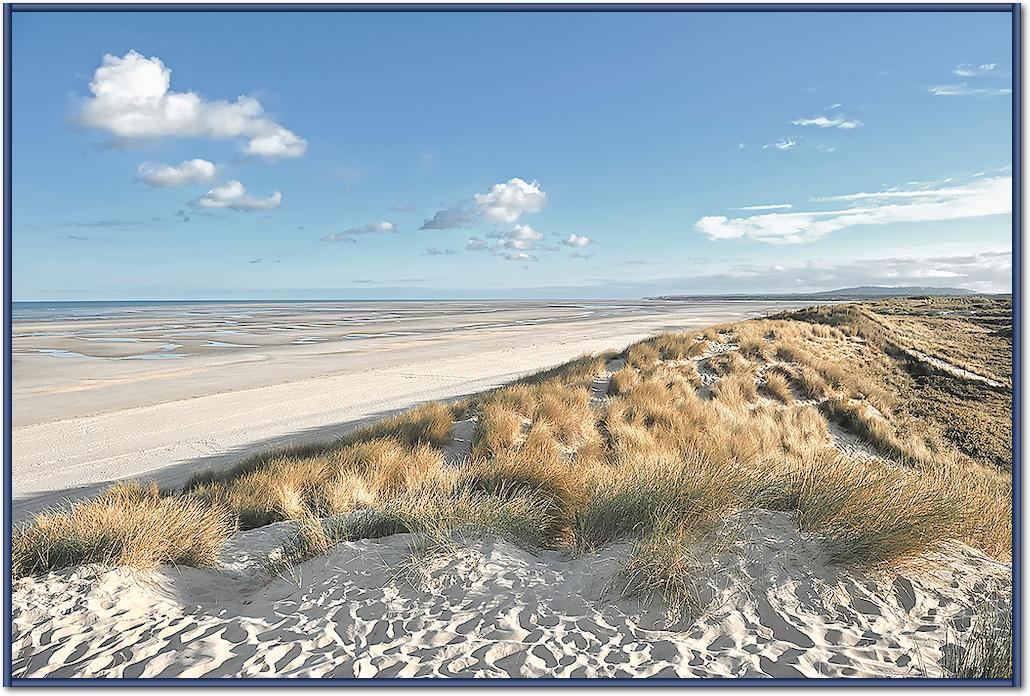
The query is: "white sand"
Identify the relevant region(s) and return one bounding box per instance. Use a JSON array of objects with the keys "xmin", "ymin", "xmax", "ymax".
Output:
[
  {"xmin": 13, "ymin": 300, "xmax": 807, "ymax": 520},
  {"xmin": 11, "ymin": 511, "xmax": 1010, "ymax": 679}
]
